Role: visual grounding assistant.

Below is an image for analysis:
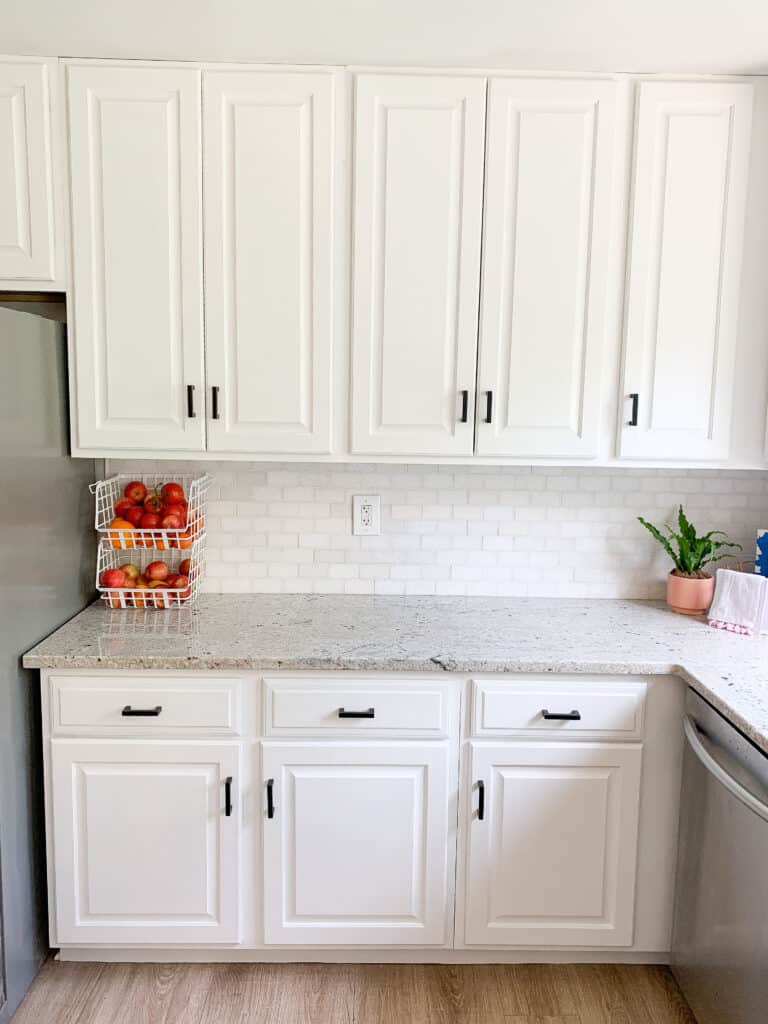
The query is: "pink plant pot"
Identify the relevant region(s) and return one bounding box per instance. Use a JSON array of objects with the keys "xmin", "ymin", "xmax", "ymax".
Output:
[{"xmin": 666, "ymin": 571, "xmax": 715, "ymax": 615}]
